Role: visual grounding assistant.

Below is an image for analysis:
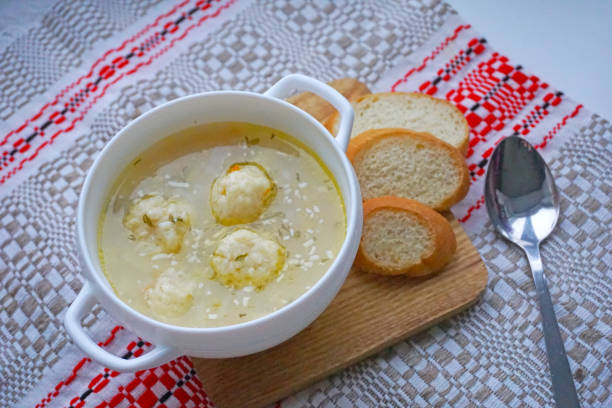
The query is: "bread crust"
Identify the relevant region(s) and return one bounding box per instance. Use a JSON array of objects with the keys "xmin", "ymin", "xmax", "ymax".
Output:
[
  {"xmin": 355, "ymin": 196, "xmax": 456, "ymax": 277},
  {"xmin": 323, "ymin": 112, "xmax": 340, "ymax": 135},
  {"xmin": 347, "ymin": 128, "xmax": 470, "ymax": 211},
  {"xmin": 327, "ymin": 92, "xmax": 470, "ymax": 155}
]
